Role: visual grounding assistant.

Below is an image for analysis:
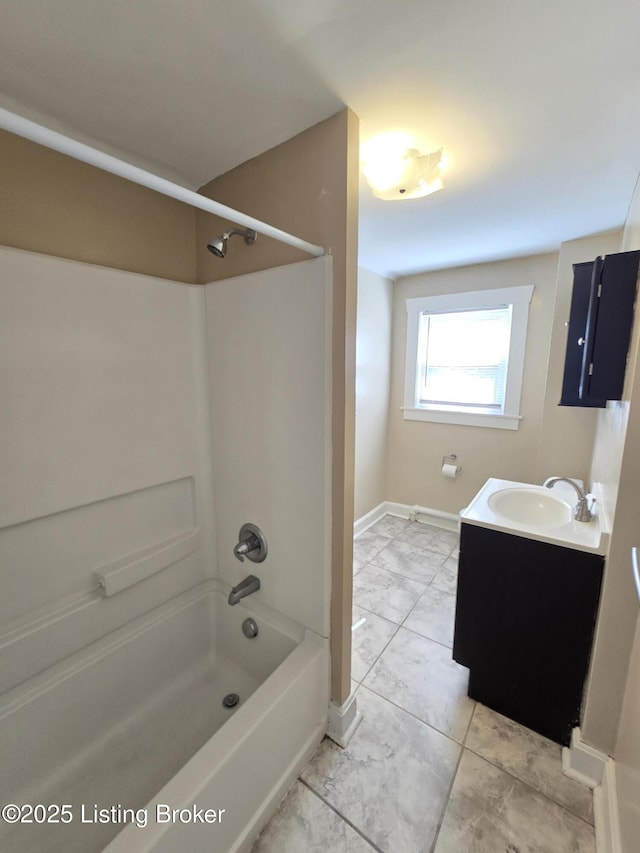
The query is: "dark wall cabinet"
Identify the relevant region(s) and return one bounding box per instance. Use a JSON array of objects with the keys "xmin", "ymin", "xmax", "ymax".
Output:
[
  {"xmin": 453, "ymin": 523, "xmax": 604, "ymax": 746},
  {"xmin": 560, "ymin": 250, "xmax": 640, "ymax": 407}
]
